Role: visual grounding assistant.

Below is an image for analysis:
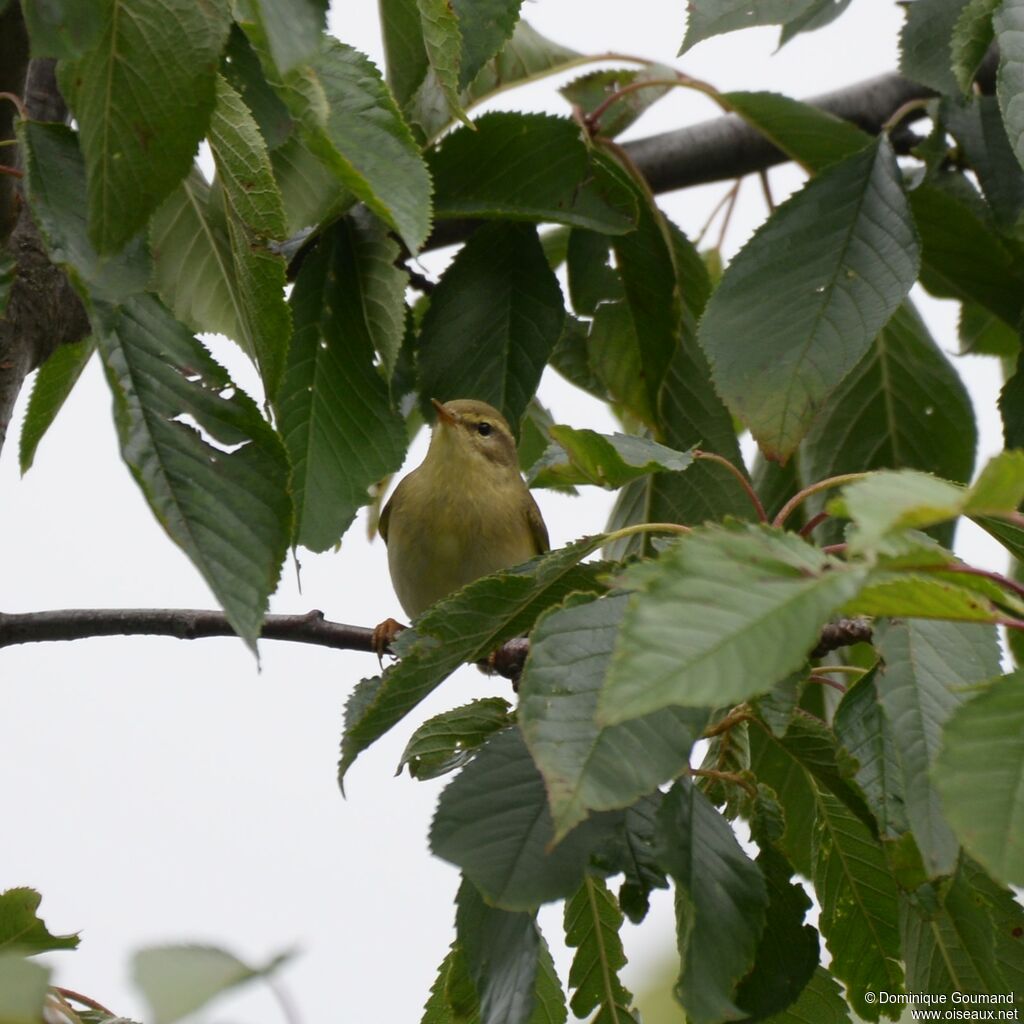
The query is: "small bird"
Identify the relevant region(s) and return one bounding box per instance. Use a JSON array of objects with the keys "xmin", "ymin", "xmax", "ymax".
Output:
[{"xmin": 374, "ymin": 398, "xmax": 549, "ymax": 650}]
